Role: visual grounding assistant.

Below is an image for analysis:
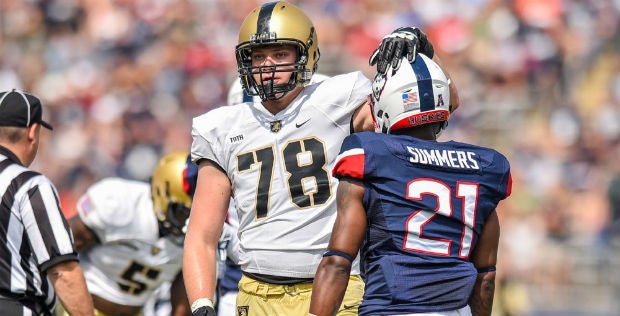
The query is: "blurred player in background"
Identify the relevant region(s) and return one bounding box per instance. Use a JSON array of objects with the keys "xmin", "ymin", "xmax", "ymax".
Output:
[
  {"xmin": 65, "ymin": 151, "xmax": 194, "ymax": 316},
  {"xmin": 310, "ymin": 55, "xmax": 511, "ymax": 316}
]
